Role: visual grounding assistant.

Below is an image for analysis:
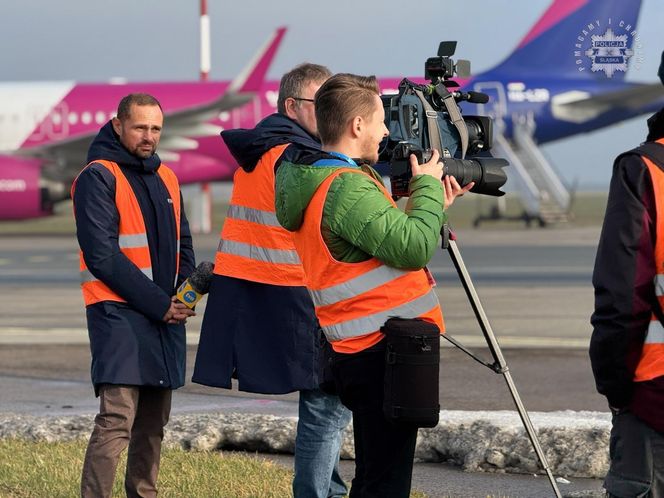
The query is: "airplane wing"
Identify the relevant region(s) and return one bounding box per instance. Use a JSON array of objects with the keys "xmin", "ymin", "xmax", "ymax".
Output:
[
  {"xmin": 551, "ymin": 83, "xmax": 664, "ymax": 123},
  {"xmin": 18, "ymin": 26, "xmax": 287, "ymax": 172}
]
